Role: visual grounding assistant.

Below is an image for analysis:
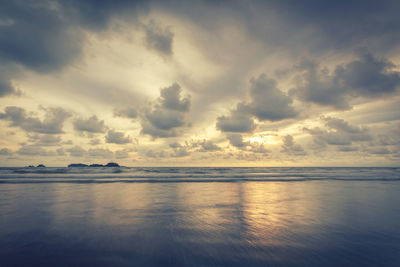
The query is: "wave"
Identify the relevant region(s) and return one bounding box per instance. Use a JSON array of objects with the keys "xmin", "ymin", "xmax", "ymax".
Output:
[
  {"xmin": 0, "ymin": 167, "xmax": 398, "ymax": 184},
  {"xmin": 1, "ymin": 177, "xmax": 400, "ymax": 184}
]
